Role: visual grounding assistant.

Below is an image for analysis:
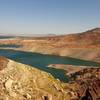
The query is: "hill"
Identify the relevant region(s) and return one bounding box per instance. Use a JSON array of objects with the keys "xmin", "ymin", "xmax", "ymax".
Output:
[
  {"xmin": 0, "ymin": 28, "xmax": 100, "ymax": 63},
  {"xmin": 0, "ymin": 57, "xmax": 100, "ymax": 100},
  {"xmin": 0, "ymin": 56, "xmax": 69, "ymax": 100}
]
